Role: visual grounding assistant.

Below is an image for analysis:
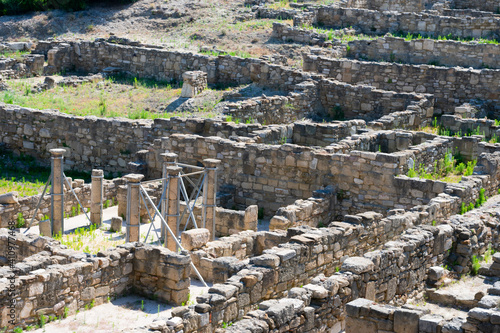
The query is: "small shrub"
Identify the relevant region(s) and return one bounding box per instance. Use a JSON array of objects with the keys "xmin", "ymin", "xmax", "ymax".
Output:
[
  {"xmin": 16, "ymin": 212, "xmax": 25, "ymax": 228},
  {"xmin": 39, "ymin": 313, "xmax": 47, "ymax": 328},
  {"xmin": 471, "ymin": 255, "xmax": 481, "ymax": 275},
  {"xmin": 63, "ymin": 306, "xmax": 69, "ymax": 318},
  {"xmin": 460, "ymin": 202, "xmax": 467, "ymax": 215}
]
